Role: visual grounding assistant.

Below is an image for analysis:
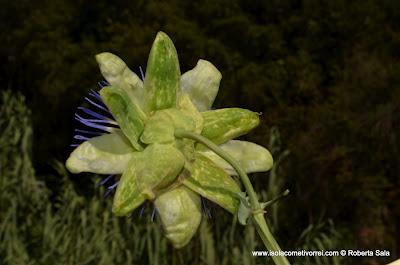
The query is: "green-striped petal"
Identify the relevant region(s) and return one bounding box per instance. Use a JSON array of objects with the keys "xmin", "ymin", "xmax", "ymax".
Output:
[
  {"xmin": 95, "ymin": 52, "xmax": 146, "ymax": 109},
  {"xmin": 176, "ymin": 94, "xmax": 204, "ymax": 163},
  {"xmin": 183, "ymin": 153, "xmax": 241, "ymax": 214},
  {"xmin": 144, "ymin": 32, "xmax": 180, "ymax": 112},
  {"xmin": 112, "ymin": 153, "xmax": 145, "ymax": 216},
  {"xmin": 200, "ymin": 108, "xmax": 260, "ymax": 146},
  {"xmin": 66, "ymin": 131, "xmax": 135, "ymax": 174},
  {"xmin": 112, "ymin": 143, "xmax": 185, "ymax": 216},
  {"xmin": 140, "ymin": 108, "xmax": 195, "ymax": 144},
  {"xmin": 100, "ymin": 86, "xmax": 146, "ymax": 150},
  {"xmin": 180, "ymin": 59, "xmax": 221, "ymax": 111},
  {"xmin": 154, "ymin": 186, "xmax": 201, "ymax": 248},
  {"xmin": 177, "ymin": 93, "xmax": 203, "ymax": 134},
  {"xmin": 199, "ymin": 140, "xmax": 273, "ymax": 175}
]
